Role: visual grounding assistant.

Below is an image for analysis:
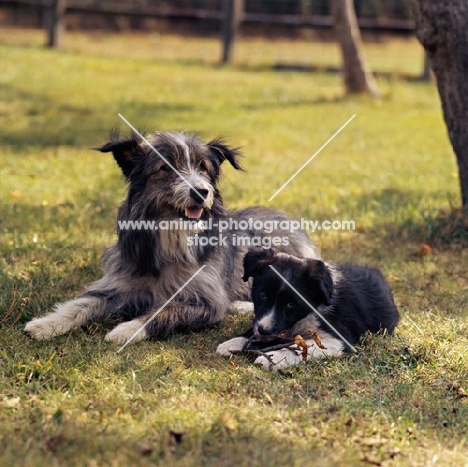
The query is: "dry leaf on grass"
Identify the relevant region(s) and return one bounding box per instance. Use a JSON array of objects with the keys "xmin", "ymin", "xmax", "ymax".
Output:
[
  {"xmin": 138, "ymin": 442, "xmax": 153, "ymax": 456},
  {"xmin": 447, "ymin": 382, "xmax": 468, "ymax": 398},
  {"xmin": 360, "ymin": 453, "xmax": 381, "ymax": 466},
  {"xmin": 10, "ymin": 190, "xmax": 22, "ymax": 200},
  {"xmin": 294, "ymin": 335, "xmax": 308, "ymax": 361},
  {"xmin": 219, "ymin": 412, "xmax": 238, "ymax": 432},
  {"xmin": 308, "ymin": 329, "xmax": 327, "ymax": 349},
  {"xmin": 0, "ymin": 397, "xmax": 20, "ymax": 408},
  {"xmin": 45, "ymin": 433, "xmax": 66, "ymax": 453},
  {"xmin": 345, "ymin": 417, "xmax": 354, "ymax": 427},
  {"xmin": 359, "ymin": 436, "xmax": 389, "ymax": 447},
  {"xmin": 416, "ymin": 243, "xmax": 433, "ymax": 257},
  {"xmin": 278, "ymin": 330, "xmax": 293, "ymax": 339}
]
